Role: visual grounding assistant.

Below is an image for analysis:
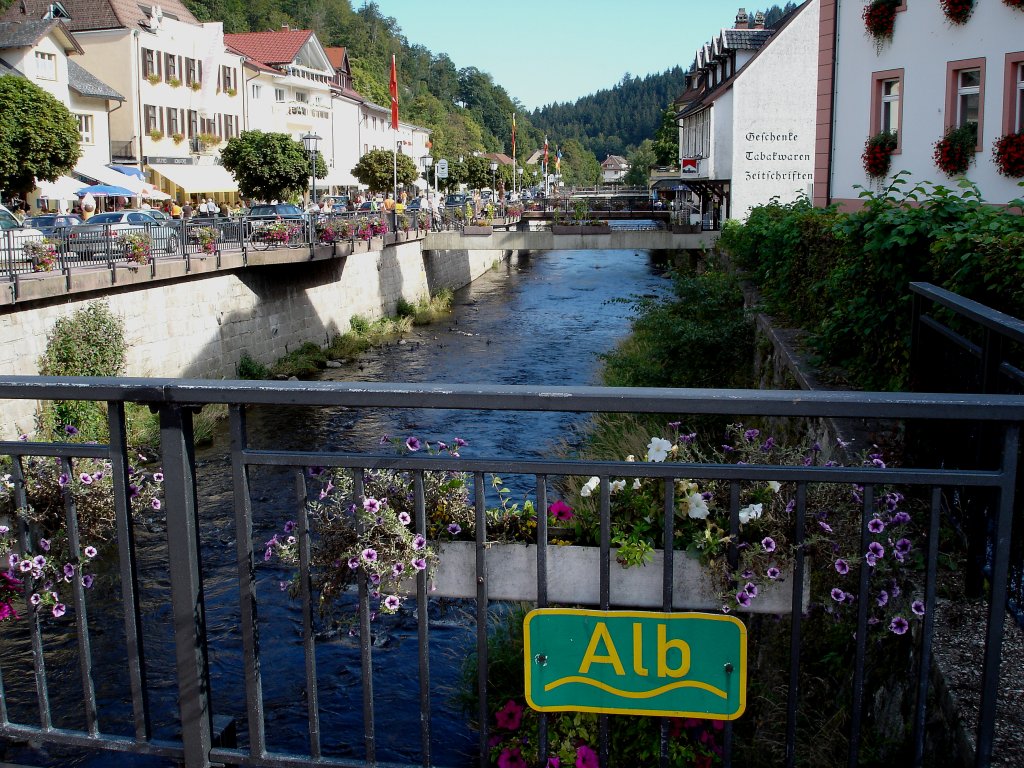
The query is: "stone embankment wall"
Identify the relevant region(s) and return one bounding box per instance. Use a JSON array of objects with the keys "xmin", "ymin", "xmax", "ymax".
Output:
[{"xmin": 0, "ymin": 243, "xmax": 509, "ymax": 438}]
